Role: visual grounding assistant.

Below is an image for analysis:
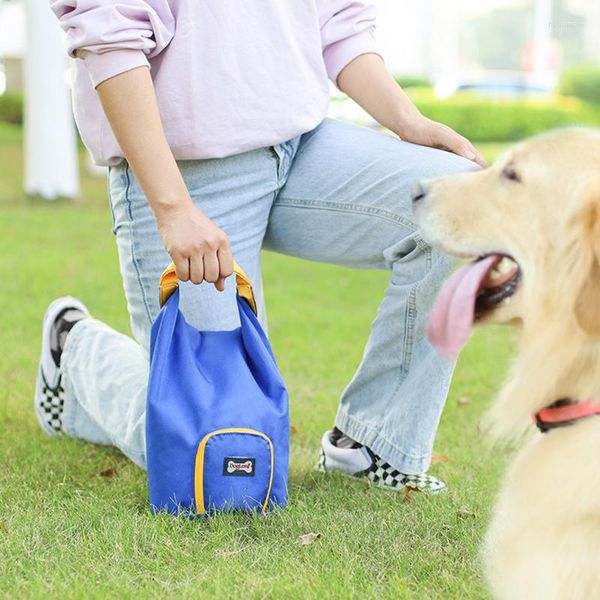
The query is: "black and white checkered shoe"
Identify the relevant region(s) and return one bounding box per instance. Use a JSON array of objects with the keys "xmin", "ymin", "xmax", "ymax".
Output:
[
  {"xmin": 34, "ymin": 297, "xmax": 89, "ymax": 435},
  {"xmin": 317, "ymin": 429, "xmax": 445, "ymax": 495}
]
